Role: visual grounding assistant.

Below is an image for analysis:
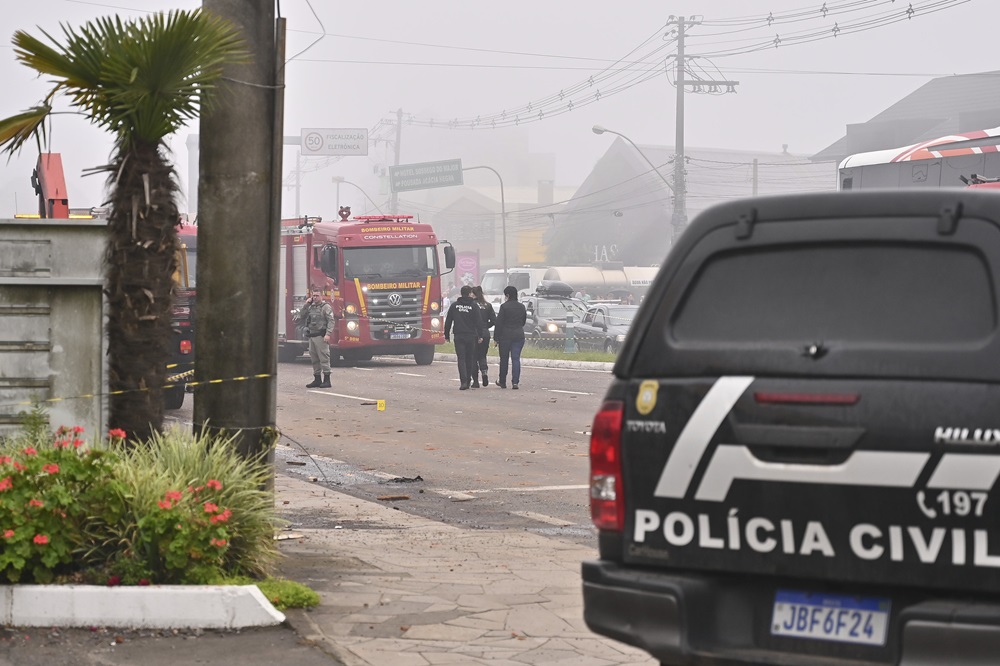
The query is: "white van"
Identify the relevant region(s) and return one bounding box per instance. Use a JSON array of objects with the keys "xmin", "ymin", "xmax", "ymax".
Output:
[{"xmin": 479, "ymin": 267, "xmax": 548, "ymax": 306}]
